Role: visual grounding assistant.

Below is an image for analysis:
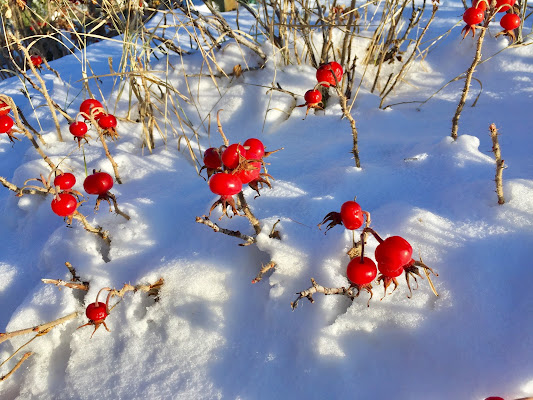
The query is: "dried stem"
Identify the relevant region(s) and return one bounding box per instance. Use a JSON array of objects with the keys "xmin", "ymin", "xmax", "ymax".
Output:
[
  {"xmin": 252, "ymin": 261, "xmax": 277, "ymax": 283},
  {"xmin": 216, "ymin": 109, "xmax": 230, "ymax": 147},
  {"xmin": 65, "ymin": 262, "xmax": 81, "ymax": 282},
  {"xmin": 236, "ymin": 192, "xmax": 261, "ymax": 235},
  {"xmin": 489, "ymin": 123, "xmax": 505, "ymax": 205},
  {"xmin": 195, "ymin": 216, "xmax": 256, "ymax": 245},
  {"xmin": 0, "ymin": 312, "xmax": 78, "ymax": 345},
  {"xmin": 291, "ymin": 278, "xmax": 357, "ymax": 309},
  {"xmin": 41, "ymin": 279, "xmax": 89, "ymax": 291},
  {"xmin": 71, "ymin": 211, "xmax": 111, "ymax": 245},
  {"xmin": 451, "ymin": 22, "xmax": 489, "ymax": 140},
  {"xmin": 96, "ymin": 131, "xmax": 122, "ymax": 184},
  {"xmin": 0, "ymin": 352, "xmax": 33, "ymax": 382},
  {"xmin": 105, "ymin": 192, "xmax": 131, "ymax": 220}
]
